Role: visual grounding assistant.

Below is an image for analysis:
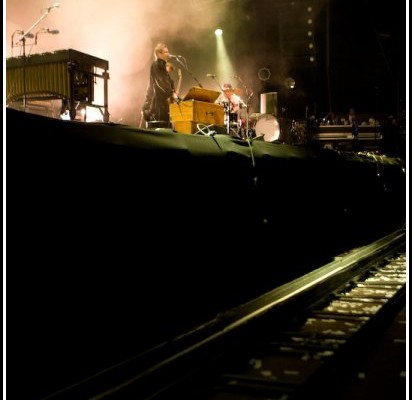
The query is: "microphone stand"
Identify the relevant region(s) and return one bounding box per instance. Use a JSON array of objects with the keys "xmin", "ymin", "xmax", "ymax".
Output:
[
  {"xmin": 18, "ymin": 6, "xmax": 57, "ymax": 112},
  {"xmin": 173, "ymin": 56, "xmax": 204, "ymax": 88}
]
